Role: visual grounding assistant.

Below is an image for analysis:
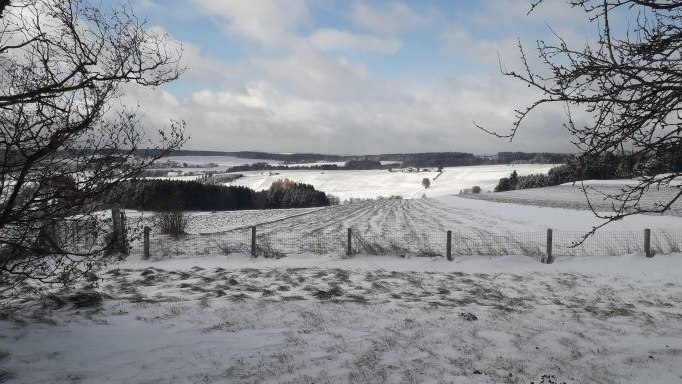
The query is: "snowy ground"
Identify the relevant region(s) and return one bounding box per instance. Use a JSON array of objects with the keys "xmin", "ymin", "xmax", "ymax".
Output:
[
  {"xmin": 228, "ymin": 164, "xmax": 555, "ymax": 200},
  {"xmin": 138, "ymin": 195, "xmax": 682, "ymax": 259},
  {"xmin": 3, "ymin": 180, "xmax": 682, "ymax": 383},
  {"xmin": 464, "ymin": 181, "xmax": 682, "ymax": 216},
  {"xmin": 1, "ymin": 253, "xmax": 681, "ymax": 383}
]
